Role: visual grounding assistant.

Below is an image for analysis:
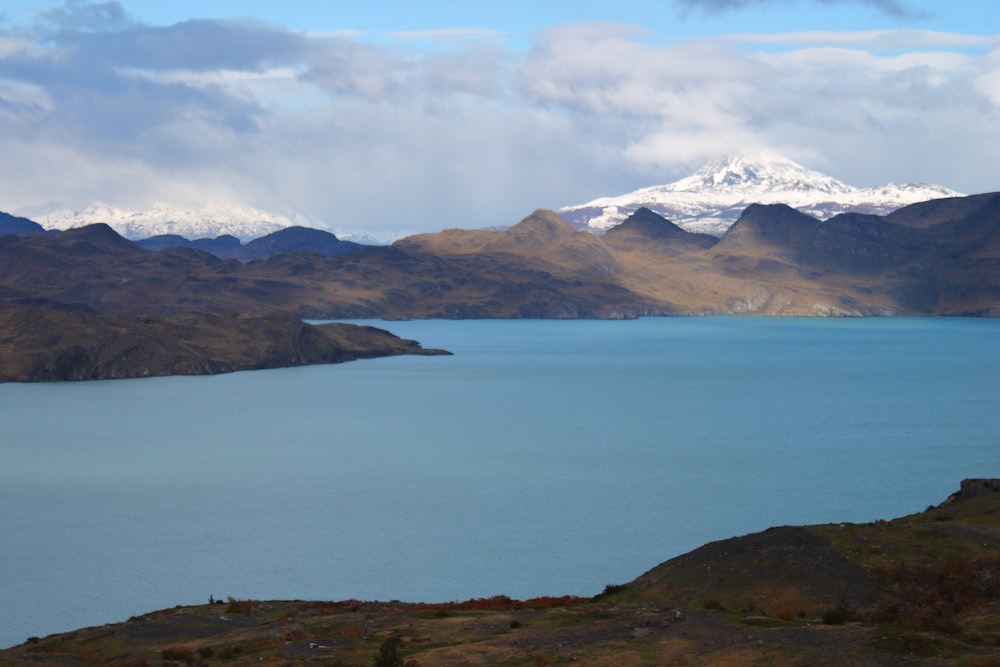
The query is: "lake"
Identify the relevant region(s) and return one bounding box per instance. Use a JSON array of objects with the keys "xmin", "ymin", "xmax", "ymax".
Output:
[{"xmin": 1, "ymin": 316, "xmax": 998, "ymax": 648}]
